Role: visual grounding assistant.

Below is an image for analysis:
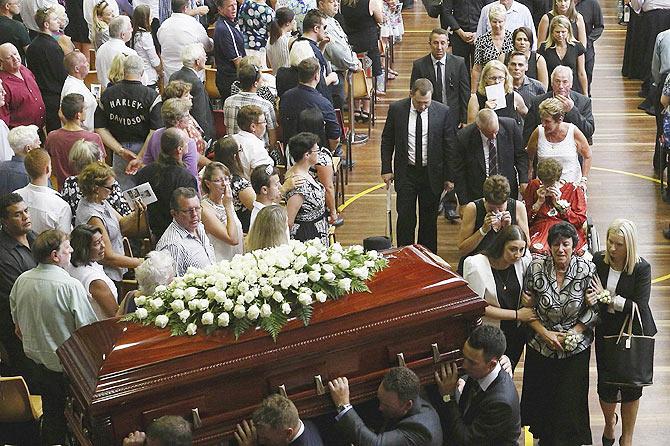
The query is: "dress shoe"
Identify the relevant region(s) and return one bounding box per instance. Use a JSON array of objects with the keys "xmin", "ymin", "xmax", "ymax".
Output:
[{"xmin": 602, "ymin": 413, "xmax": 618, "ymax": 446}]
